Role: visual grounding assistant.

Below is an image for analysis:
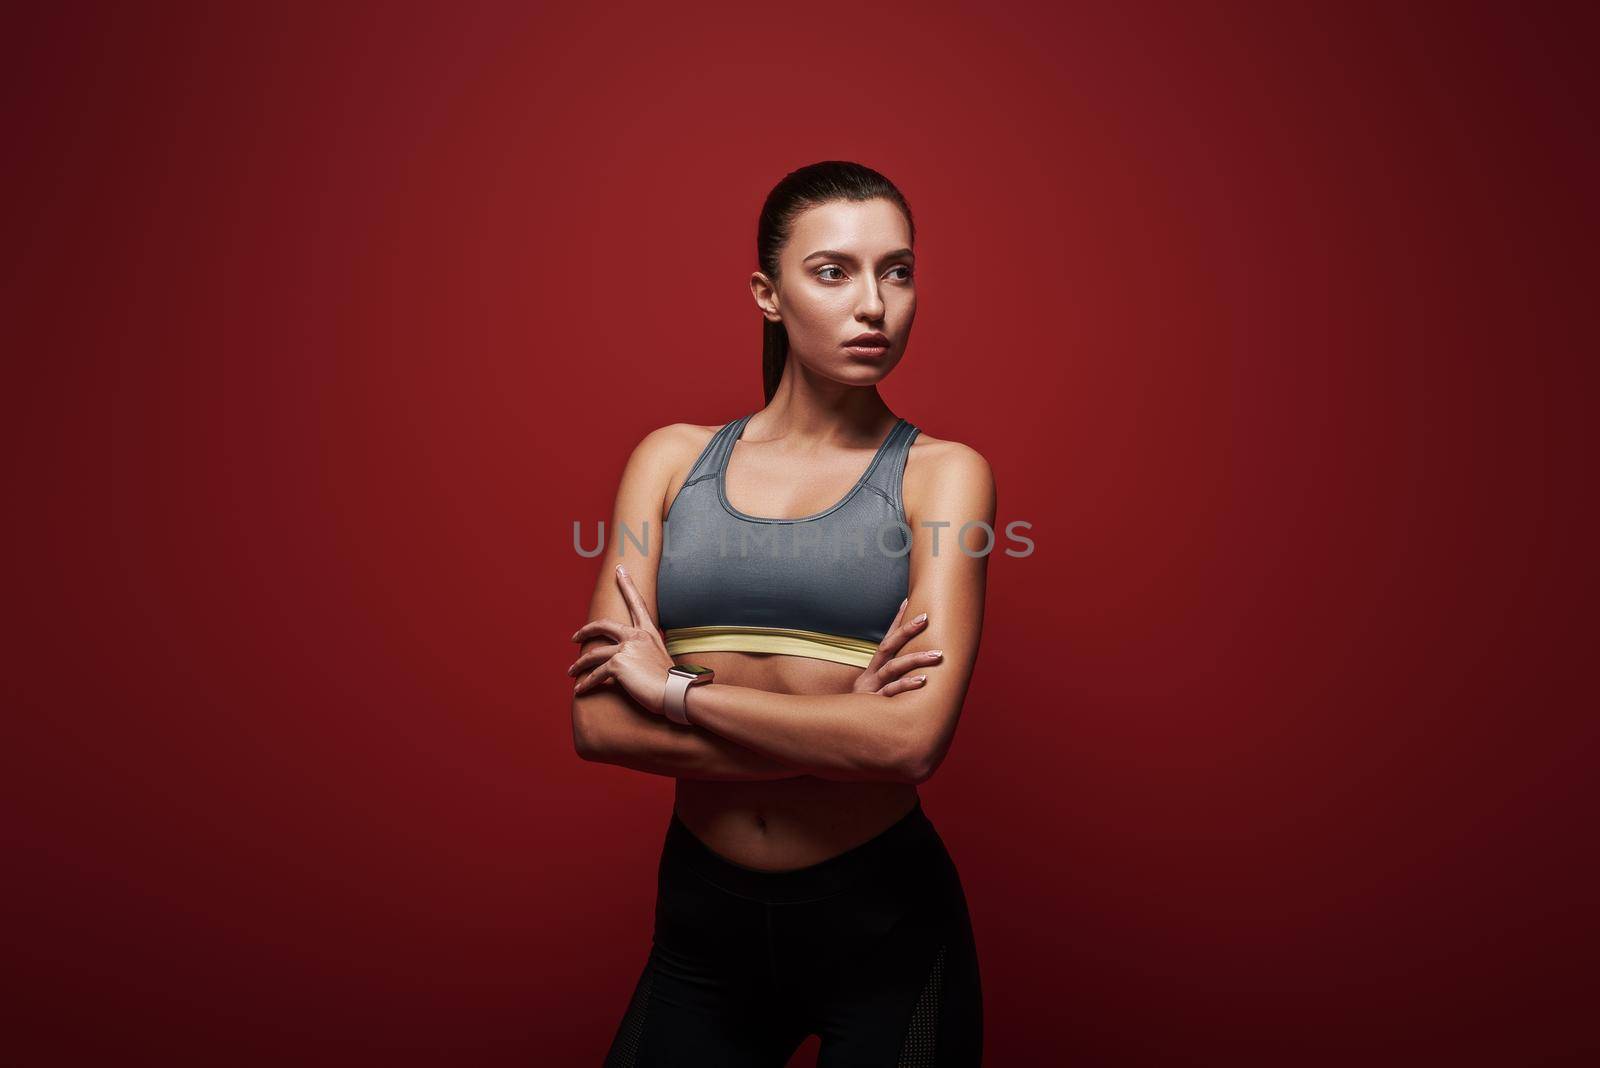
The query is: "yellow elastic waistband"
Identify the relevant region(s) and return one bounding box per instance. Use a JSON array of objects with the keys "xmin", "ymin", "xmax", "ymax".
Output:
[{"xmin": 662, "ymin": 625, "xmax": 878, "ymax": 669}]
